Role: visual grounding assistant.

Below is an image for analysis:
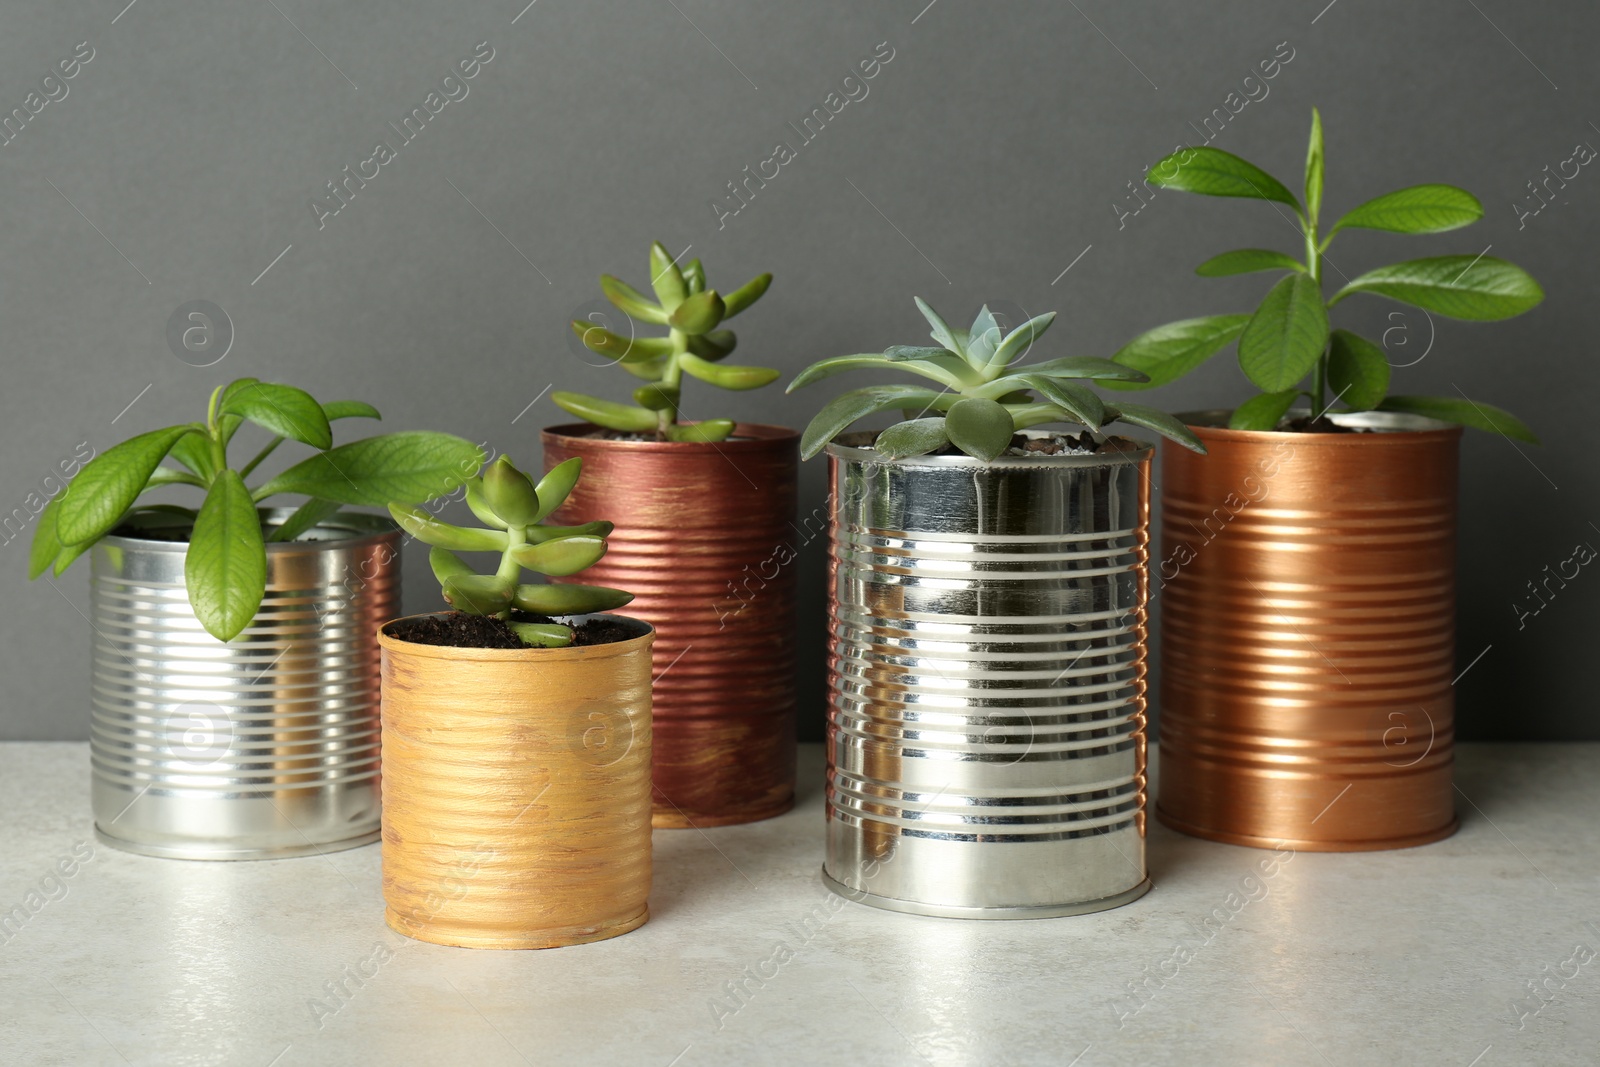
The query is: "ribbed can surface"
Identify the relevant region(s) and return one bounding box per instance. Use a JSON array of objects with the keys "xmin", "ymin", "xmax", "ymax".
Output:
[
  {"xmin": 88, "ymin": 511, "xmax": 399, "ymax": 860},
  {"xmin": 823, "ymin": 438, "xmax": 1154, "ymax": 917},
  {"xmin": 542, "ymin": 424, "xmax": 799, "ymax": 828},
  {"xmin": 1156, "ymin": 411, "xmax": 1461, "ymax": 851}
]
